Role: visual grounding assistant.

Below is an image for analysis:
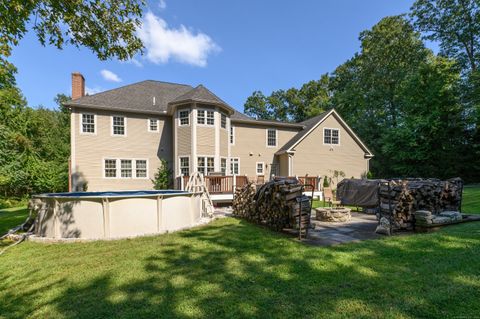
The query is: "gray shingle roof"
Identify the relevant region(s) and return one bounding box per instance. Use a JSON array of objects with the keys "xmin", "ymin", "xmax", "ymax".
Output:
[
  {"xmin": 170, "ymin": 85, "xmax": 228, "ymax": 106},
  {"xmin": 65, "ymin": 80, "xmax": 193, "ymax": 114},
  {"xmin": 275, "ymin": 111, "xmax": 330, "ymax": 153}
]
